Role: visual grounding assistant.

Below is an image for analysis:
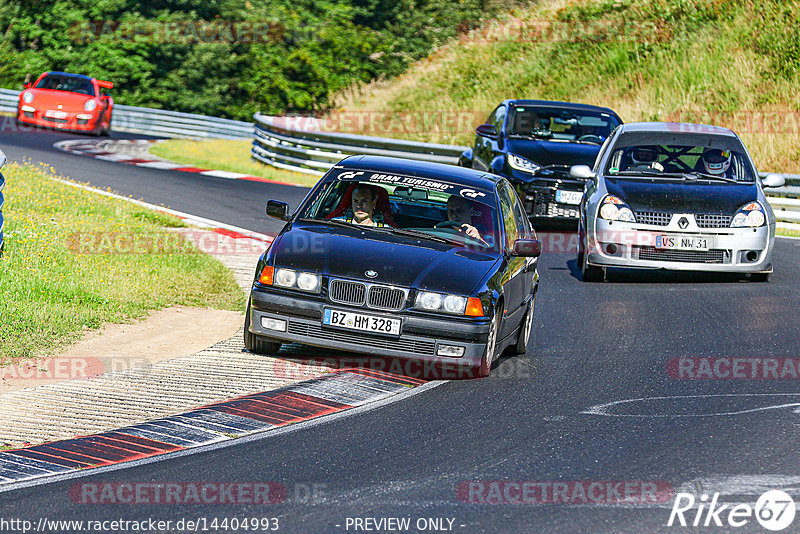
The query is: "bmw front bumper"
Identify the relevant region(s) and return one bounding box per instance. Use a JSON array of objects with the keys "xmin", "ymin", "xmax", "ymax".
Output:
[
  {"xmin": 248, "ymin": 289, "xmax": 492, "ymax": 368},
  {"xmin": 586, "ymin": 219, "xmax": 774, "ymax": 273}
]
